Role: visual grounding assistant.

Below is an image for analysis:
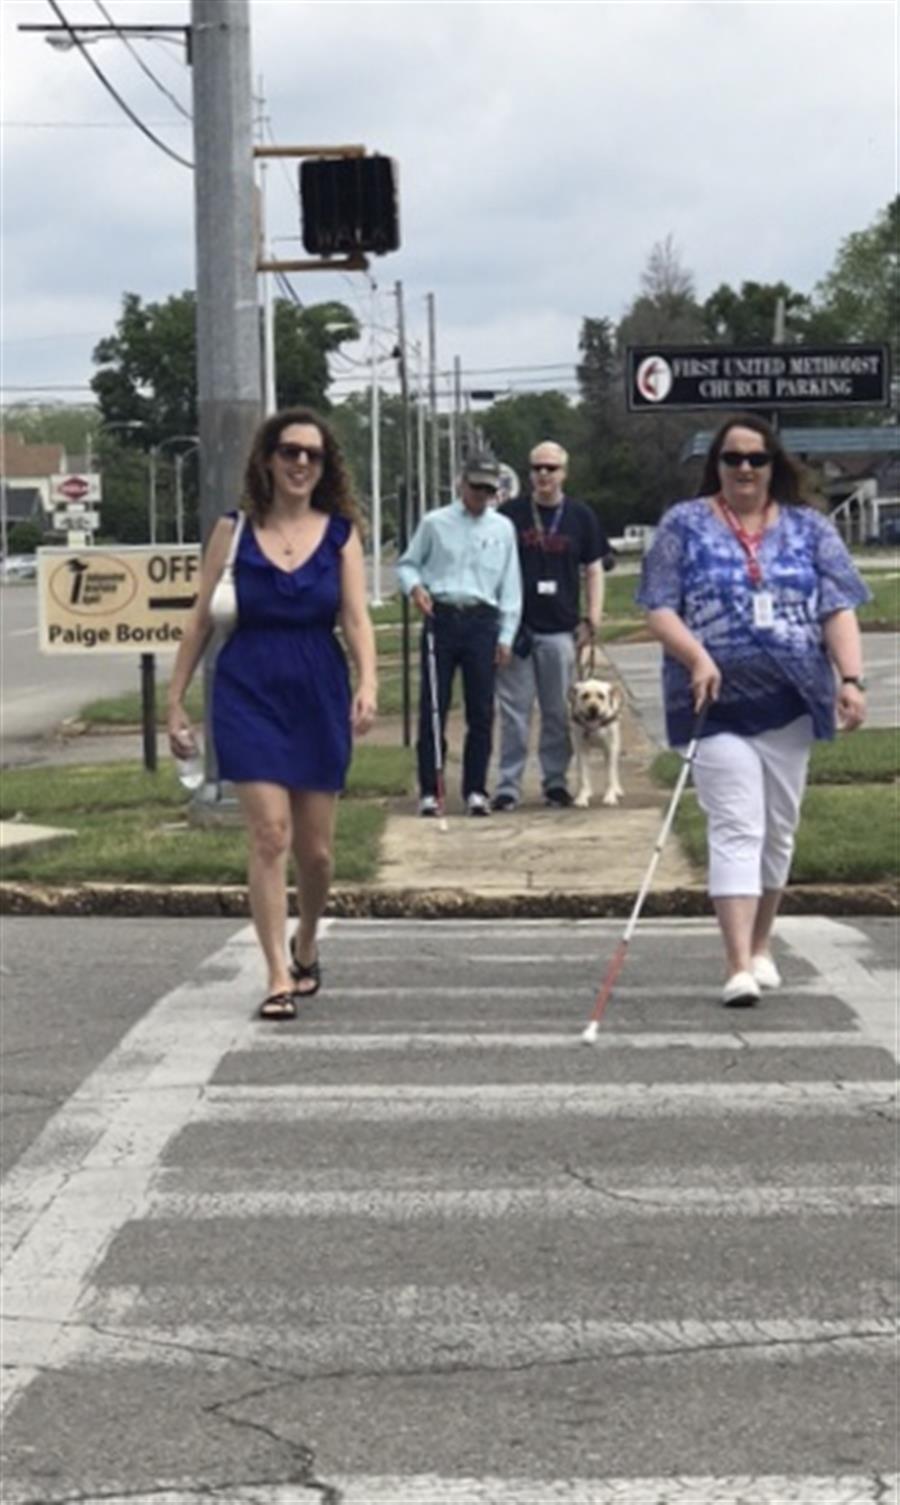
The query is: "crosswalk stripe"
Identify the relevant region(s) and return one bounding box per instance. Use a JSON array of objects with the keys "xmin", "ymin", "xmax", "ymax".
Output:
[
  {"xmin": 242, "ymin": 1029, "xmax": 872, "ymax": 1051},
  {"xmin": 81, "ymin": 1475, "xmax": 900, "ymax": 1505},
  {"xmin": 47, "ymin": 1314, "xmax": 897, "ymax": 1373},
  {"xmin": 778, "ymin": 917, "xmax": 899, "ymax": 1060},
  {"xmin": 282, "ymin": 983, "xmax": 831, "ymax": 998},
  {"xmin": 144, "ymin": 1183, "xmax": 897, "ymax": 1220},
  {"xmin": 200, "ymin": 1080, "xmax": 898, "ymax": 1121}
]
